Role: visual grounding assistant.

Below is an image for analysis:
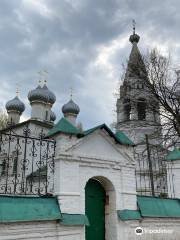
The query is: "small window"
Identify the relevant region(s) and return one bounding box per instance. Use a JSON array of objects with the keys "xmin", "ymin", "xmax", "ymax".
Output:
[{"xmin": 45, "ymin": 111, "xmax": 48, "ymax": 121}]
